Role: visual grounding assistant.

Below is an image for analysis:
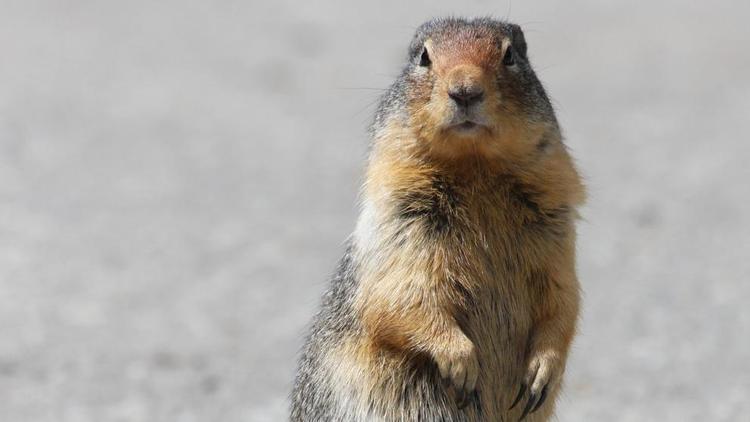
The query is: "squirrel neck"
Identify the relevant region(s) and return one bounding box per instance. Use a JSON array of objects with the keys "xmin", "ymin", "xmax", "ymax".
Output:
[{"xmin": 361, "ymin": 123, "xmax": 585, "ymax": 223}]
